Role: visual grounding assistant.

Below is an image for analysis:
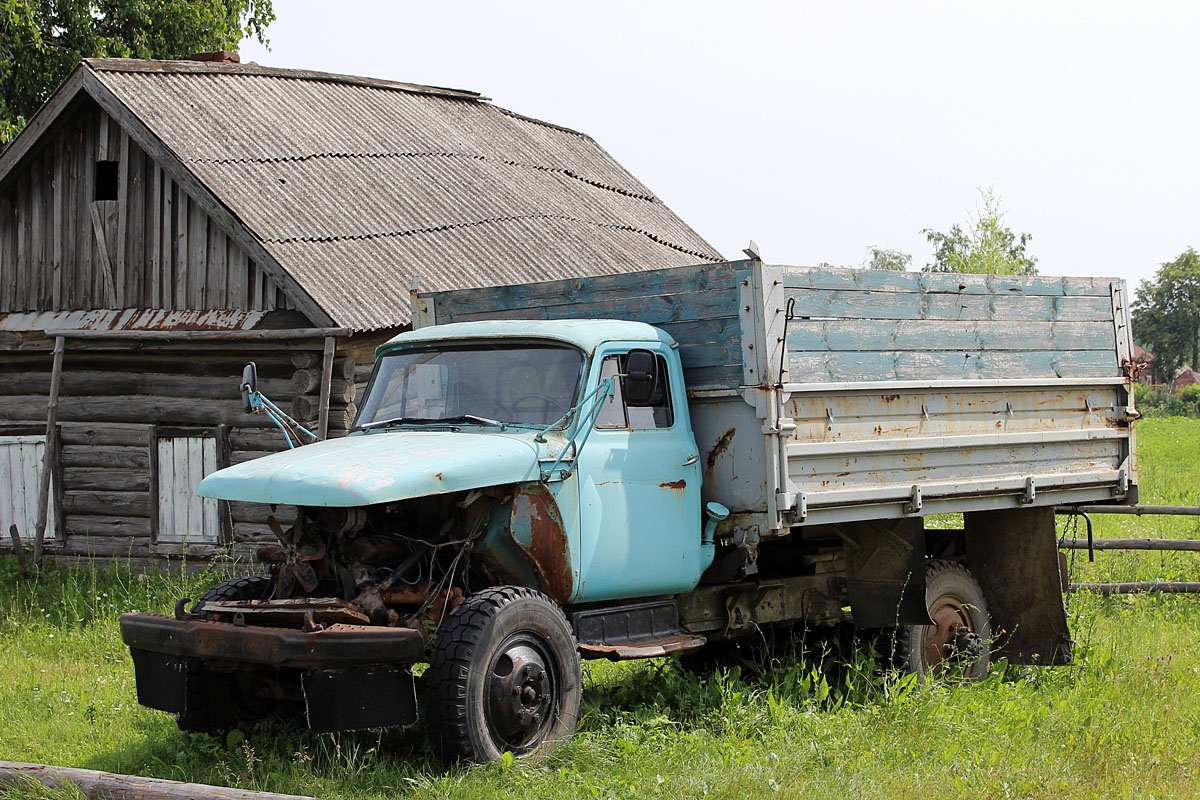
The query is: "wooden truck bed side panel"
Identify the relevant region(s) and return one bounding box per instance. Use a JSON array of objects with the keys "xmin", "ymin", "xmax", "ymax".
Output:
[{"xmin": 773, "ymin": 265, "xmax": 1135, "ymax": 526}]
